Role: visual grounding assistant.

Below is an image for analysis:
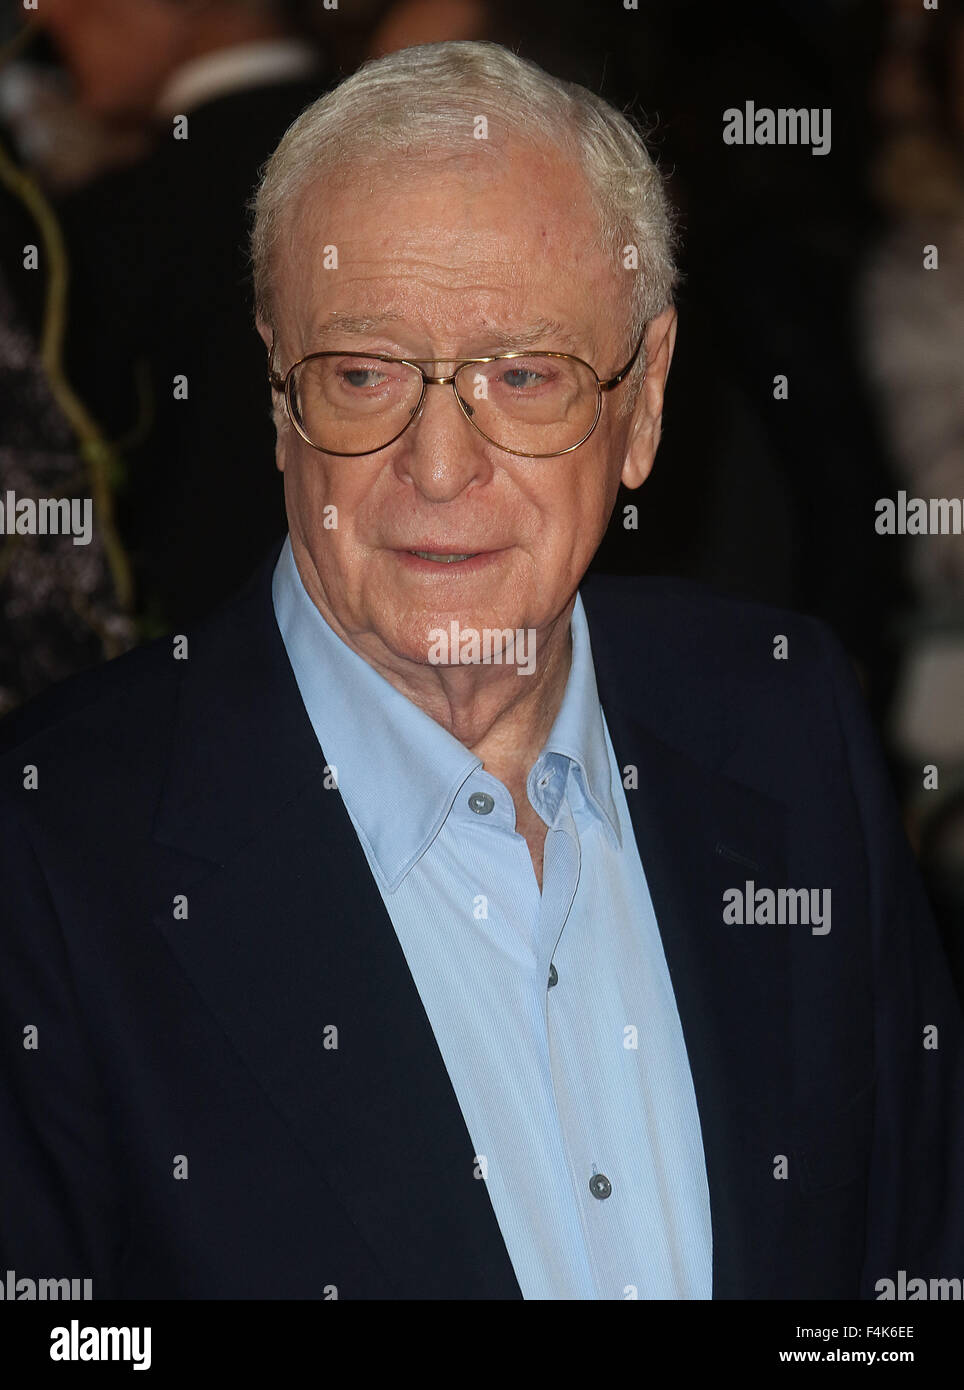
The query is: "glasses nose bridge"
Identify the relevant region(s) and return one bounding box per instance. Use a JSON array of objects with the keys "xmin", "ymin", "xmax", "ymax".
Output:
[
  {"xmin": 420, "ymin": 368, "xmax": 460, "ymax": 387},
  {"xmin": 406, "ymin": 363, "xmax": 479, "ymax": 437}
]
